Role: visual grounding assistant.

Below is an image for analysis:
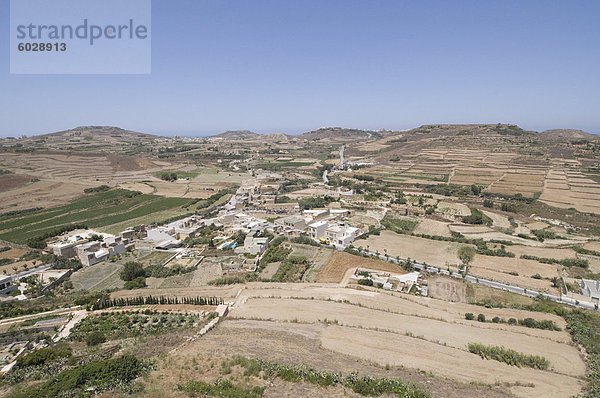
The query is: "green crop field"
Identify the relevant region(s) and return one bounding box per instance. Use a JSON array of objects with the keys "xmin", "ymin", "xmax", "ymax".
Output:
[
  {"xmin": 0, "ymin": 189, "xmax": 192, "ymax": 244},
  {"xmin": 153, "ymin": 170, "xmax": 199, "ymax": 179}
]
